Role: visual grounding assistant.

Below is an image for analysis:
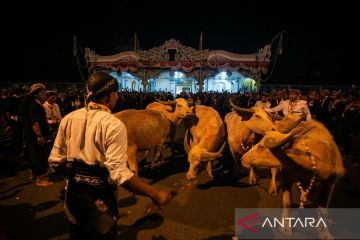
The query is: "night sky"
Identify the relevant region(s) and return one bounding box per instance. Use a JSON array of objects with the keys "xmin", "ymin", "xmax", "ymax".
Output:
[{"xmin": 6, "ymin": 1, "xmax": 359, "ymax": 86}]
